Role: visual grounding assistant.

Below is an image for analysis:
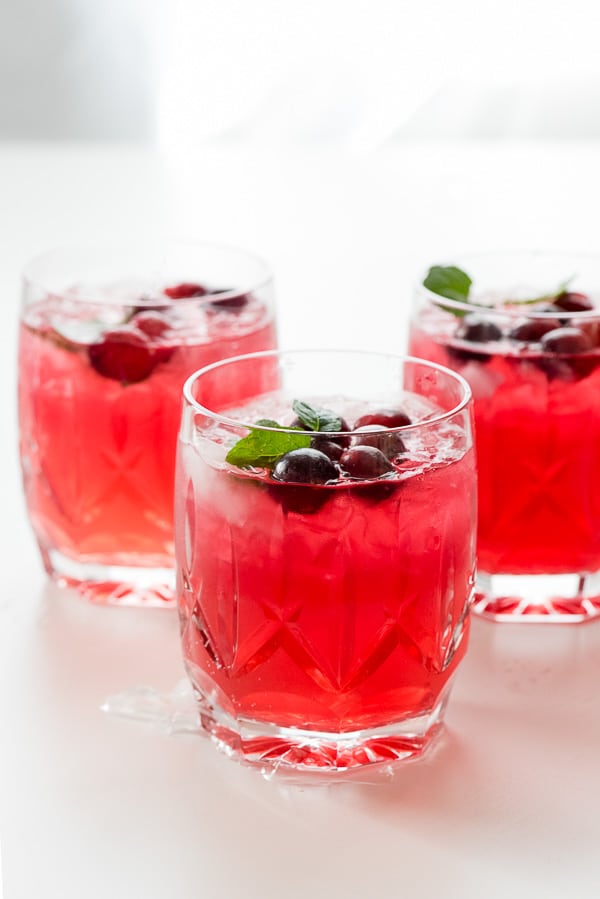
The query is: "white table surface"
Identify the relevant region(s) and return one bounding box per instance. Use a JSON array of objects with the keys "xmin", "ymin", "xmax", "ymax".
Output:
[{"xmin": 2, "ymin": 140, "xmax": 600, "ymax": 899}]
